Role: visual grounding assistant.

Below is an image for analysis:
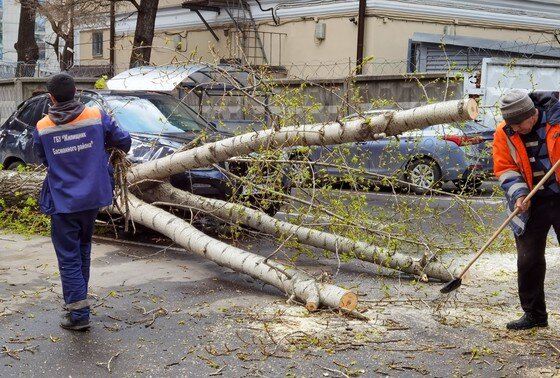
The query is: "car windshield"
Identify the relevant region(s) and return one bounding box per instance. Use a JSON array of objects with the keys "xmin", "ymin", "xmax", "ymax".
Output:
[{"xmin": 104, "ymin": 94, "xmax": 208, "ymax": 134}]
